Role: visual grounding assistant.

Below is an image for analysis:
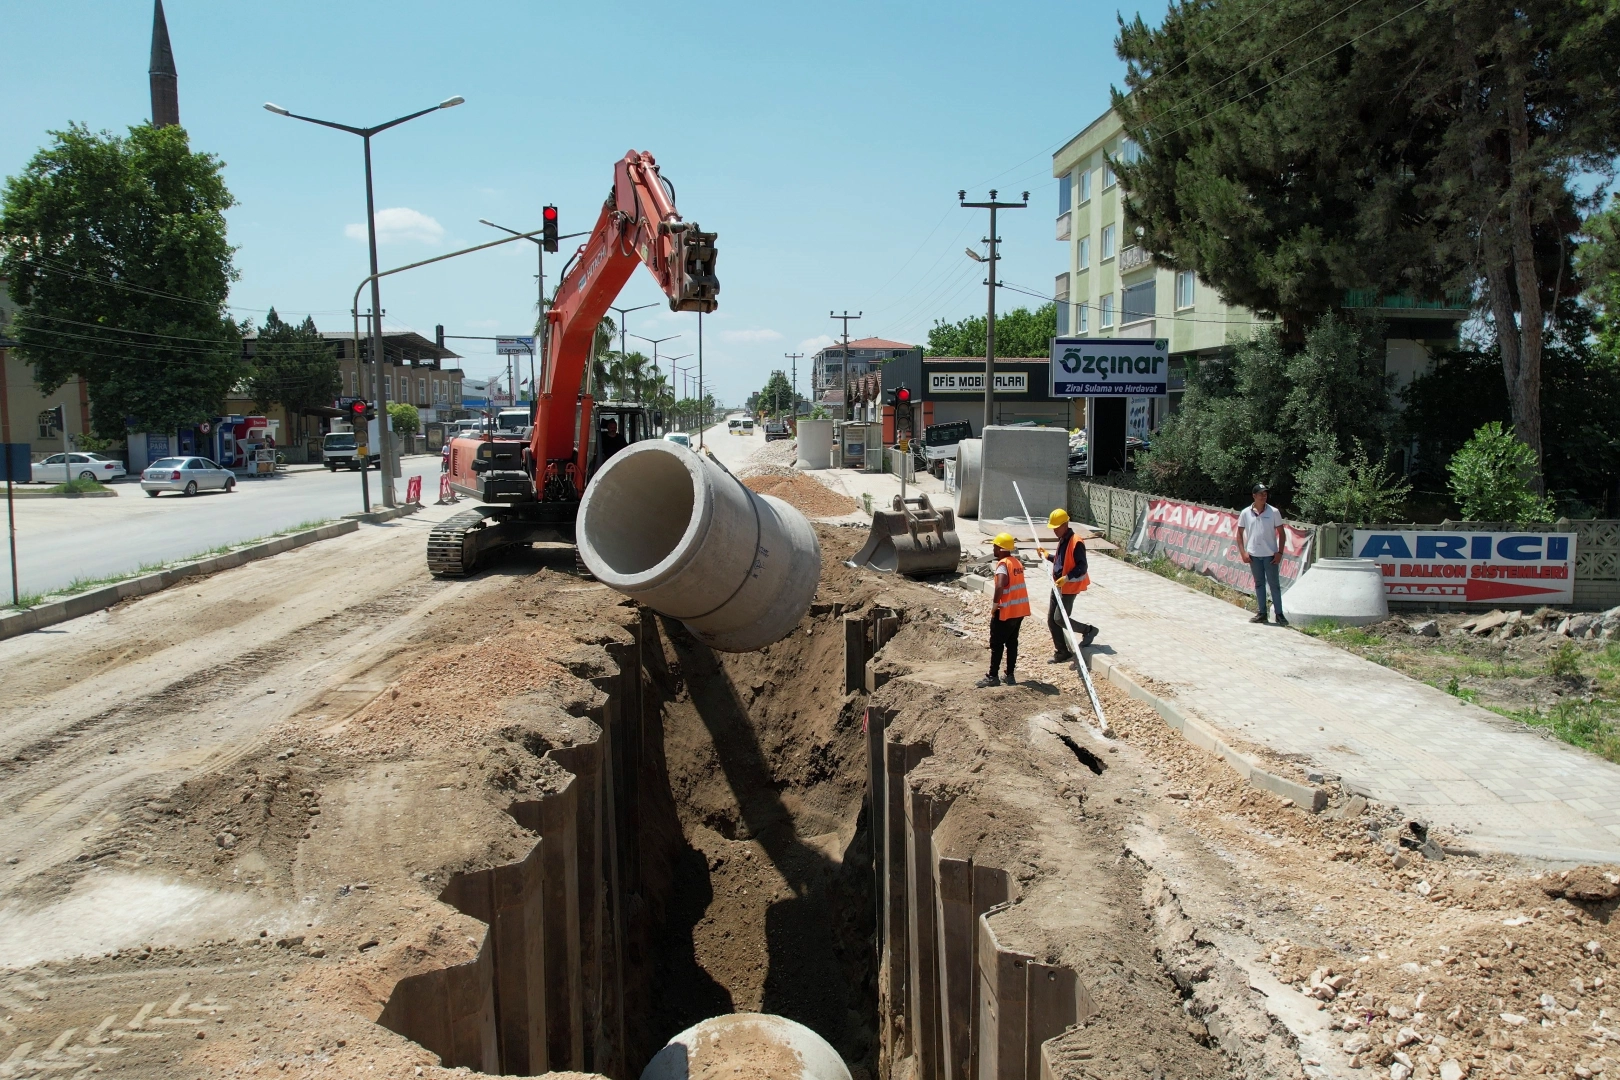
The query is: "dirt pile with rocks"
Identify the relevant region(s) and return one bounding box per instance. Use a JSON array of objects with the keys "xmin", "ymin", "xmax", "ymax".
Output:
[{"xmin": 740, "ymin": 465, "xmax": 859, "ymax": 519}]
